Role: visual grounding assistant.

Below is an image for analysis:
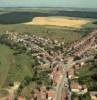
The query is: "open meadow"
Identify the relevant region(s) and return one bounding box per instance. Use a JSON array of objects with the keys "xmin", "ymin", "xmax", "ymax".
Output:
[{"xmin": 0, "ymin": 44, "xmax": 33, "ymax": 88}]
